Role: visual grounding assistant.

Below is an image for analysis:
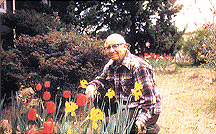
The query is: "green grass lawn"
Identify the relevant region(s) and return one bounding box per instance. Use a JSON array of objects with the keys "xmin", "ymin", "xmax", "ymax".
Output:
[{"xmin": 156, "ymin": 67, "xmax": 216, "ymax": 134}]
